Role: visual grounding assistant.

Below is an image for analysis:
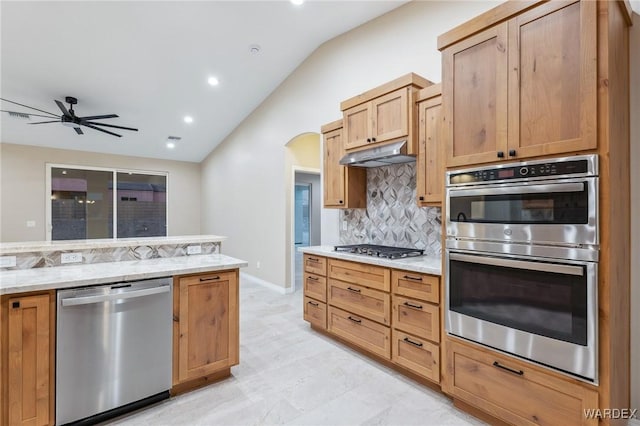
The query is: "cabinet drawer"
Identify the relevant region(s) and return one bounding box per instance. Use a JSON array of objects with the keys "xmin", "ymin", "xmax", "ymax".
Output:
[
  {"xmin": 392, "ymin": 295, "xmax": 439, "ymax": 342},
  {"xmin": 392, "ymin": 330, "xmax": 439, "ymax": 383},
  {"xmin": 178, "ymin": 270, "xmax": 236, "ymax": 287},
  {"xmin": 303, "ymin": 273, "xmax": 326, "ymax": 303},
  {"xmin": 304, "ymin": 255, "xmax": 326, "ymax": 276},
  {"xmin": 392, "ymin": 270, "xmax": 439, "ymax": 303},
  {"xmin": 328, "ymin": 306, "xmax": 390, "ymax": 360},
  {"xmin": 328, "ymin": 259, "xmax": 390, "ymax": 292},
  {"xmin": 447, "ymin": 339, "xmax": 599, "ymax": 426},
  {"xmin": 304, "ymin": 297, "xmax": 327, "ymax": 330},
  {"xmin": 328, "ymin": 279, "xmax": 390, "ymax": 325}
]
